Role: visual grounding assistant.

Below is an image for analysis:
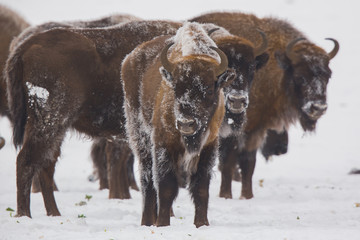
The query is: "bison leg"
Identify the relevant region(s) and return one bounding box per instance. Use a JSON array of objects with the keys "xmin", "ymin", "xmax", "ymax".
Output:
[
  {"xmin": 140, "ymin": 154, "xmax": 158, "ymax": 226},
  {"xmin": 32, "ymin": 174, "xmax": 58, "ymax": 193},
  {"xmin": 218, "ymin": 136, "xmax": 238, "ymax": 199},
  {"xmin": 90, "ymin": 138, "xmax": 109, "ymax": 189},
  {"xmin": 16, "ymin": 131, "xmax": 62, "ymax": 217},
  {"xmin": 106, "ymin": 140, "xmax": 131, "ymax": 199},
  {"xmin": 238, "ymin": 150, "xmax": 256, "ymax": 199},
  {"xmin": 38, "ymin": 160, "xmax": 60, "ymax": 216},
  {"xmin": 189, "ymin": 141, "xmax": 217, "ymax": 228},
  {"xmin": 127, "ymin": 154, "xmax": 139, "ymax": 191},
  {"xmin": 153, "ymin": 147, "xmax": 179, "ymax": 227},
  {"xmin": 15, "ymin": 141, "xmax": 36, "ymax": 217}
]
